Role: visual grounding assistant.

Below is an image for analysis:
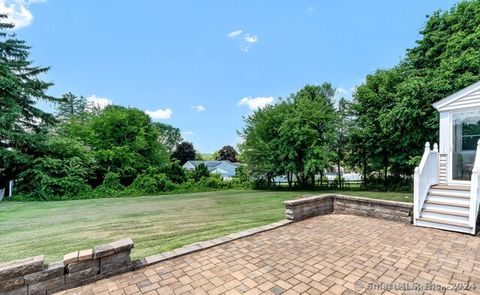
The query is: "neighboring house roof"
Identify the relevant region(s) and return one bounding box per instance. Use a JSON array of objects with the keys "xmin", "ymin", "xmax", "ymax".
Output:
[{"xmin": 433, "ymin": 81, "xmax": 480, "ymax": 112}]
